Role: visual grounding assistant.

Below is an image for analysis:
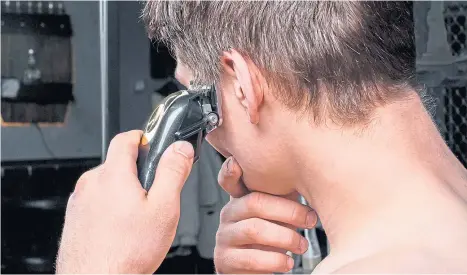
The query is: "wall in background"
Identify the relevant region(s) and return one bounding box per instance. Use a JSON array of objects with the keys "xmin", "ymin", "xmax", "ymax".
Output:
[{"xmin": 1, "ymin": 1, "xmax": 103, "ymax": 162}]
